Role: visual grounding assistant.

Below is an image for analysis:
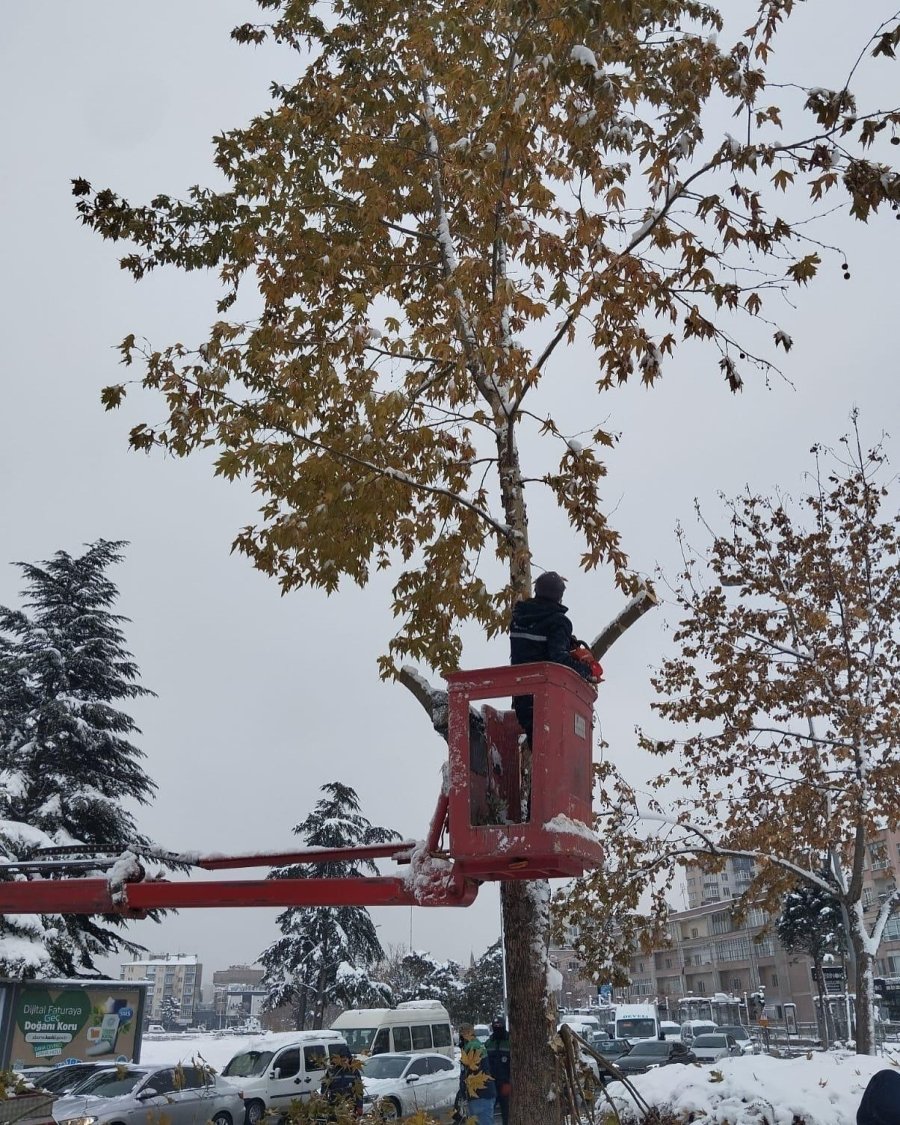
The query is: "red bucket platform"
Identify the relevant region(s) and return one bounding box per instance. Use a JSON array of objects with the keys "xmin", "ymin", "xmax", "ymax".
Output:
[
  {"xmin": 0, "ymin": 663, "xmax": 602, "ymax": 917},
  {"xmin": 445, "ymin": 662, "xmax": 602, "ymax": 880}
]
